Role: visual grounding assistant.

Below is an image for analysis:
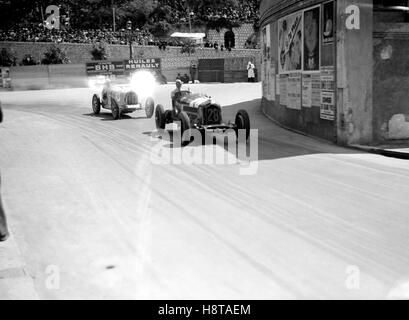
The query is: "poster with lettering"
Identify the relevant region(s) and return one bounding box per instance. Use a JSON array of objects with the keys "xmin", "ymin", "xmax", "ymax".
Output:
[
  {"xmin": 311, "ymin": 73, "xmax": 321, "ymax": 107},
  {"xmin": 320, "ymin": 91, "xmax": 335, "ymax": 120},
  {"xmin": 279, "ymin": 74, "xmax": 289, "ymax": 106},
  {"xmin": 269, "ymin": 65, "xmax": 276, "ymax": 101},
  {"xmin": 304, "ymin": 6, "xmax": 320, "ymax": 71},
  {"xmin": 287, "ymin": 73, "xmax": 302, "ymax": 110},
  {"xmin": 278, "ymin": 12, "xmax": 303, "ymax": 73},
  {"xmin": 302, "ymin": 73, "xmax": 312, "ymax": 108},
  {"xmin": 321, "ymin": 66, "xmax": 334, "ymax": 91},
  {"xmin": 262, "ymin": 26, "xmax": 267, "ymax": 61},
  {"xmin": 323, "ymin": 1, "xmax": 334, "ymax": 44},
  {"xmin": 266, "ymin": 59, "xmax": 271, "ymax": 100},
  {"xmin": 124, "ymin": 58, "xmax": 161, "ymax": 74}
]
